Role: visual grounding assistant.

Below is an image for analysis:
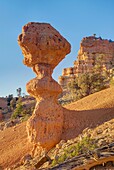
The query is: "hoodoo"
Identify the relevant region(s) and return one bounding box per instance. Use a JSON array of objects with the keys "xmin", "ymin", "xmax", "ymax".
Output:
[{"xmin": 18, "ymin": 22, "xmax": 71, "ymax": 155}]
